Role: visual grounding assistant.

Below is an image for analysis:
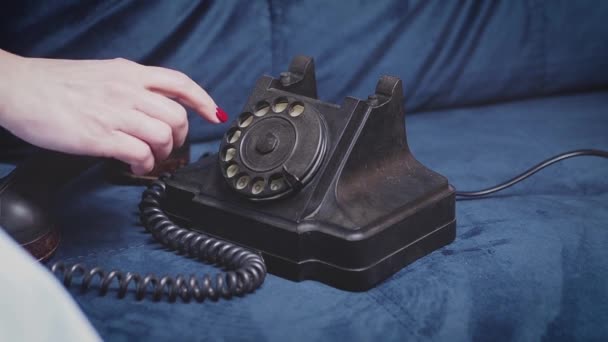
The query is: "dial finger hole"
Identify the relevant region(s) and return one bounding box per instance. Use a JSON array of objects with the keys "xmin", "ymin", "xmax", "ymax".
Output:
[
  {"xmin": 222, "ymin": 147, "xmax": 236, "ymax": 162},
  {"xmin": 226, "ymin": 164, "xmax": 239, "ymax": 178},
  {"xmin": 270, "ymin": 175, "xmax": 286, "ymax": 192},
  {"xmin": 255, "ymin": 101, "xmax": 270, "ymax": 117},
  {"xmin": 273, "ymin": 97, "xmax": 289, "ymax": 113},
  {"xmin": 236, "ymin": 174, "xmax": 250, "ymax": 190},
  {"xmin": 238, "ymin": 112, "xmax": 254, "ymax": 128},
  {"xmin": 288, "ymin": 102, "xmax": 305, "ymax": 117},
  {"xmin": 251, "ymin": 178, "xmax": 265, "ymax": 195},
  {"xmin": 227, "ymin": 128, "xmax": 241, "ymax": 143}
]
